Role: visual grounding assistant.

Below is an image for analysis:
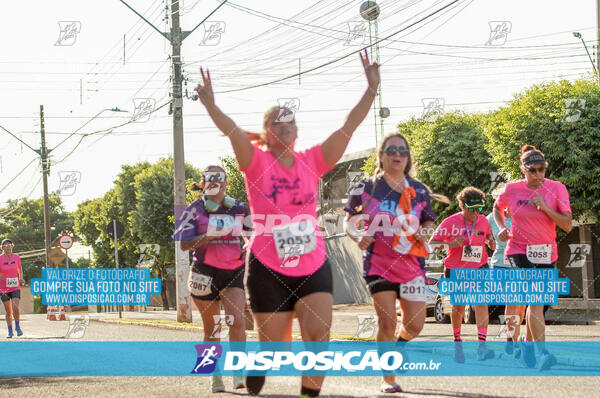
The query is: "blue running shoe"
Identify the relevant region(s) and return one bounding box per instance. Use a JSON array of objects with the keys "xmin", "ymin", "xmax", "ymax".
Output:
[
  {"xmin": 538, "ymin": 350, "xmax": 557, "ymax": 371},
  {"xmin": 520, "ymin": 336, "xmax": 536, "ymax": 368},
  {"xmin": 477, "ymin": 345, "xmax": 495, "ymax": 361},
  {"xmin": 505, "ymin": 339, "xmax": 514, "ymax": 355},
  {"xmin": 454, "ymin": 341, "xmax": 465, "ymax": 363},
  {"xmin": 513, "ymin": 346, "xmax": 522, "ymax": 360}
]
